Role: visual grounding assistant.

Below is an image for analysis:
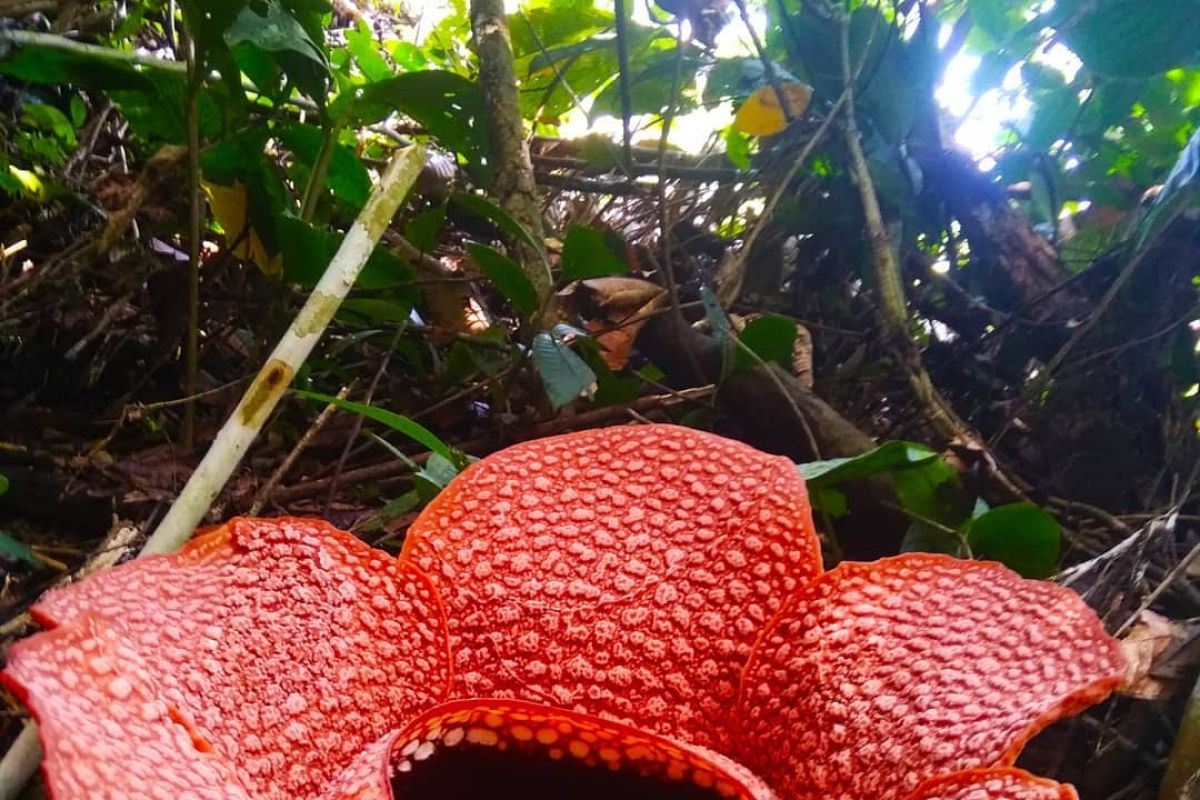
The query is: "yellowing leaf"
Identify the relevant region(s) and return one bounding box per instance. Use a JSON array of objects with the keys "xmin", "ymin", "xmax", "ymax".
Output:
[
  {"xmin": 203, "ymin": 181, "xmax": 282, "ymax": 277},
  {"xmin": 733, "ymin": 82, "xmax": 813, "ymax": 137}
]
